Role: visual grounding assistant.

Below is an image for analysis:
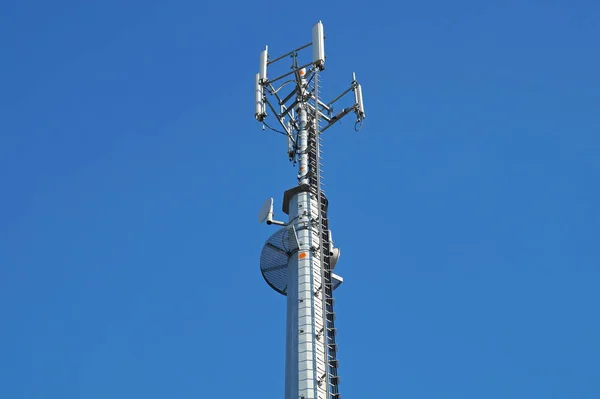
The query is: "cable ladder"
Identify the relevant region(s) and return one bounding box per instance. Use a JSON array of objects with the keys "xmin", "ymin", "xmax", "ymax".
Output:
[{"xmin": 307, "ymin": 71, "xmax": 342, "ymax": 399}]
